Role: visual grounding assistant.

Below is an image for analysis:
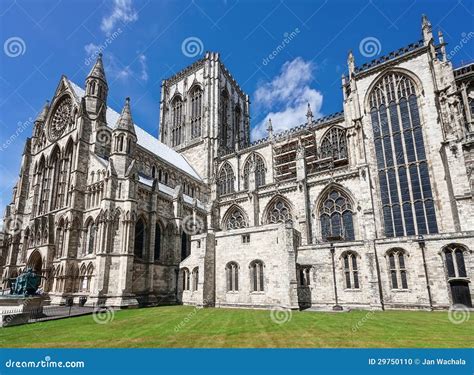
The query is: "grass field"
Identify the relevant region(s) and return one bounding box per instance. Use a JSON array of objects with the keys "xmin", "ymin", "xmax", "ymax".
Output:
[{"xmin": 0, "ymin": 306, "xmax": 472, "ymax": 348}]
